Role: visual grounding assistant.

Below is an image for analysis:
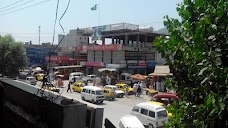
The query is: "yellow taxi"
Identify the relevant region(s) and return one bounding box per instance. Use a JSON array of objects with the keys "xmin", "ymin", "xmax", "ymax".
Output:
[
  {"xmin": 72, "ymin": 82, "xmax": 85, "ymax": 92},
  {"xmin": 42, "ymin": 83, "xmax": 60, "ymax": 93},
  {"xmin": 115, "ymin": 83, "xmax": 133, "ymax": 94},
  {"xmin": 147, "ymin": 101, "xmax": 173, "ymax": 117},
  {"xmin": 102, "ymin": 88, "xmax": 116, "ymax": 100},
  {"xmin": 144, "ymin": 88, "xmax": 159, "ymax": 96},
  {"xmin": 34, "ymin": 73, "xmax": 45, "ymax": 81}
]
